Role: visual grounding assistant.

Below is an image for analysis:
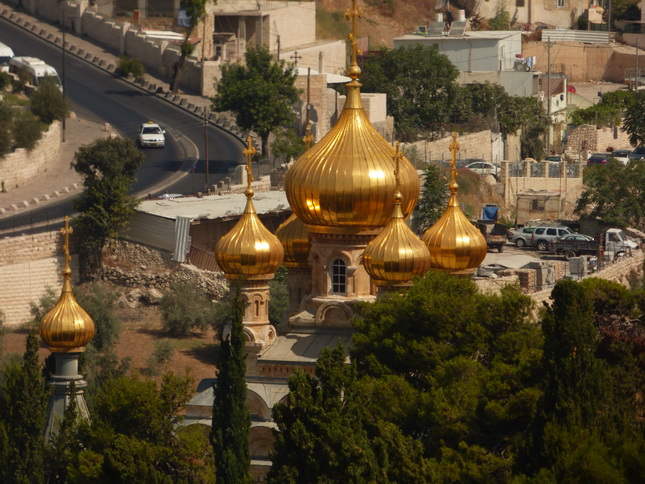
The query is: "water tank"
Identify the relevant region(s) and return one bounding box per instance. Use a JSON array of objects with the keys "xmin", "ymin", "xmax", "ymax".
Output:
[
  {"xmin": 457, "ymin": 10, "xmax": 466, "ymax": 21},
  {"xmin": 436, "ymin": 13, "xmax": 444, "ymax": 22}
]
